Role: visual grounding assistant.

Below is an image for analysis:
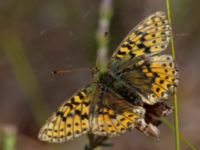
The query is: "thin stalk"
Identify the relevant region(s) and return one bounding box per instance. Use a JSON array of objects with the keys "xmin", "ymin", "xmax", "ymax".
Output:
[
  {"xmin": 86, "ymin": 0, "xmax": 114, "ymax": 149},
  {"xmin": 2, "ymin": 125, "xmax": 17, "ymax": 150},
  {"xmin": 96, "ymin": 0, "xmax": 113, "ymax": 71},
  {"xmin": 166, "ymin": 0, "xmax": 180, "ymax": 150}
]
